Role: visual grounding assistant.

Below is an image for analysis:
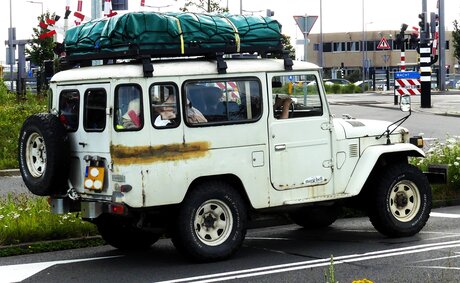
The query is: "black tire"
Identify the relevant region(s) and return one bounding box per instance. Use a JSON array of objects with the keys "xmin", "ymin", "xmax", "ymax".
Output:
[
  {"xmin": 369, "ymin": 163, "xmax": 432, "ymax": 237},
  {"xmin": 18, "ymin": 113, "xmax": 70, "ymax": 196},
  {"xmin": 289, "ymin": 205, "xmax": 339, "ymax": 229},
  {"xmin": 96, "ymin": 215, "xmax": 160, "ymax": 250},
  {"xmin": 172, "ymin": 181, "xmax": 247, "ymax": 262}
]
